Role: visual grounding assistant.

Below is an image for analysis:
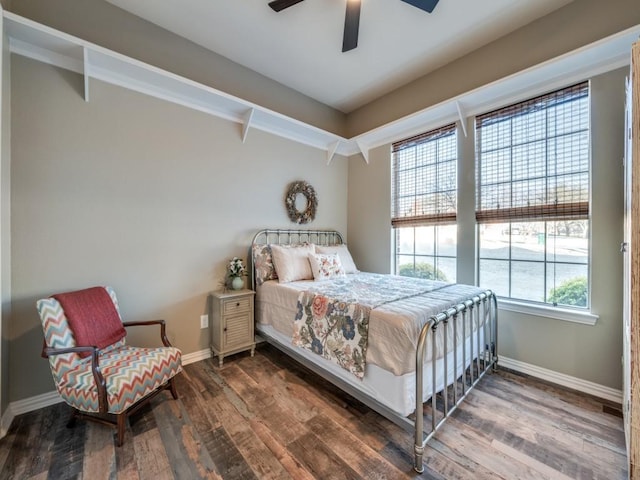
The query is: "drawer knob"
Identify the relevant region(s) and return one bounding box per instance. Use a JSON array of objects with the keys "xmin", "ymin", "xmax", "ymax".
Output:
[
  {"xmin": 236, "ymin": 302, "xmax": 240, "ymax": 307},
  {"xmin": 224, "ymin": 327, "xmax": 227, "ymax": 332}
]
